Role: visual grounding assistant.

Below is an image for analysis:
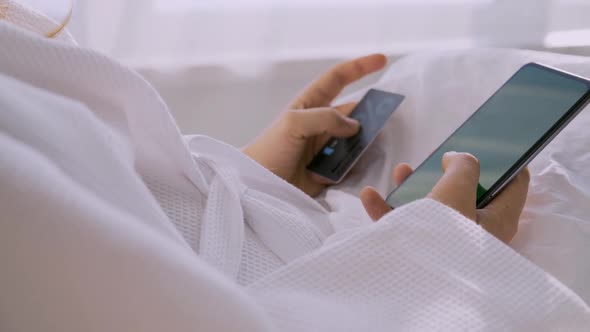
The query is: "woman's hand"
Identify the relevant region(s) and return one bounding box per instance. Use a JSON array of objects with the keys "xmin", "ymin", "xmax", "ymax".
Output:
[
  {"xmin": 243, "ymin": 54, "xmax": 388, "ymax": 197},
  {"xmin": 360, "ymin": 152, "xmax": 530, "ymax": 244}
]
